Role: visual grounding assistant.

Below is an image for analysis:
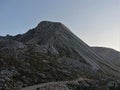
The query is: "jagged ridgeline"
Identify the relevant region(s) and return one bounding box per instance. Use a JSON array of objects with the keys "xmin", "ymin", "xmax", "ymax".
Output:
[{"xmin": 0, "ymin": 21, "xmax": 120, "ymax": 90}]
